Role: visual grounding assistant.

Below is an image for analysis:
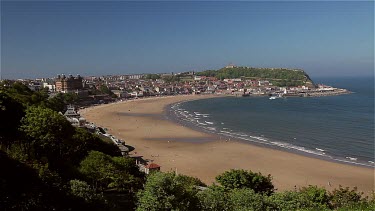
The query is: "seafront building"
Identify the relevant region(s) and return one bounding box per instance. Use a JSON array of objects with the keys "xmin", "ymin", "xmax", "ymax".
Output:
[
  {"xmin": 63, "ymin": 105, "xmax": 86, "ymax": 127},
  {"xmin": 55, "ymin": 74, "xmax": 83, "ymax": 93}
]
